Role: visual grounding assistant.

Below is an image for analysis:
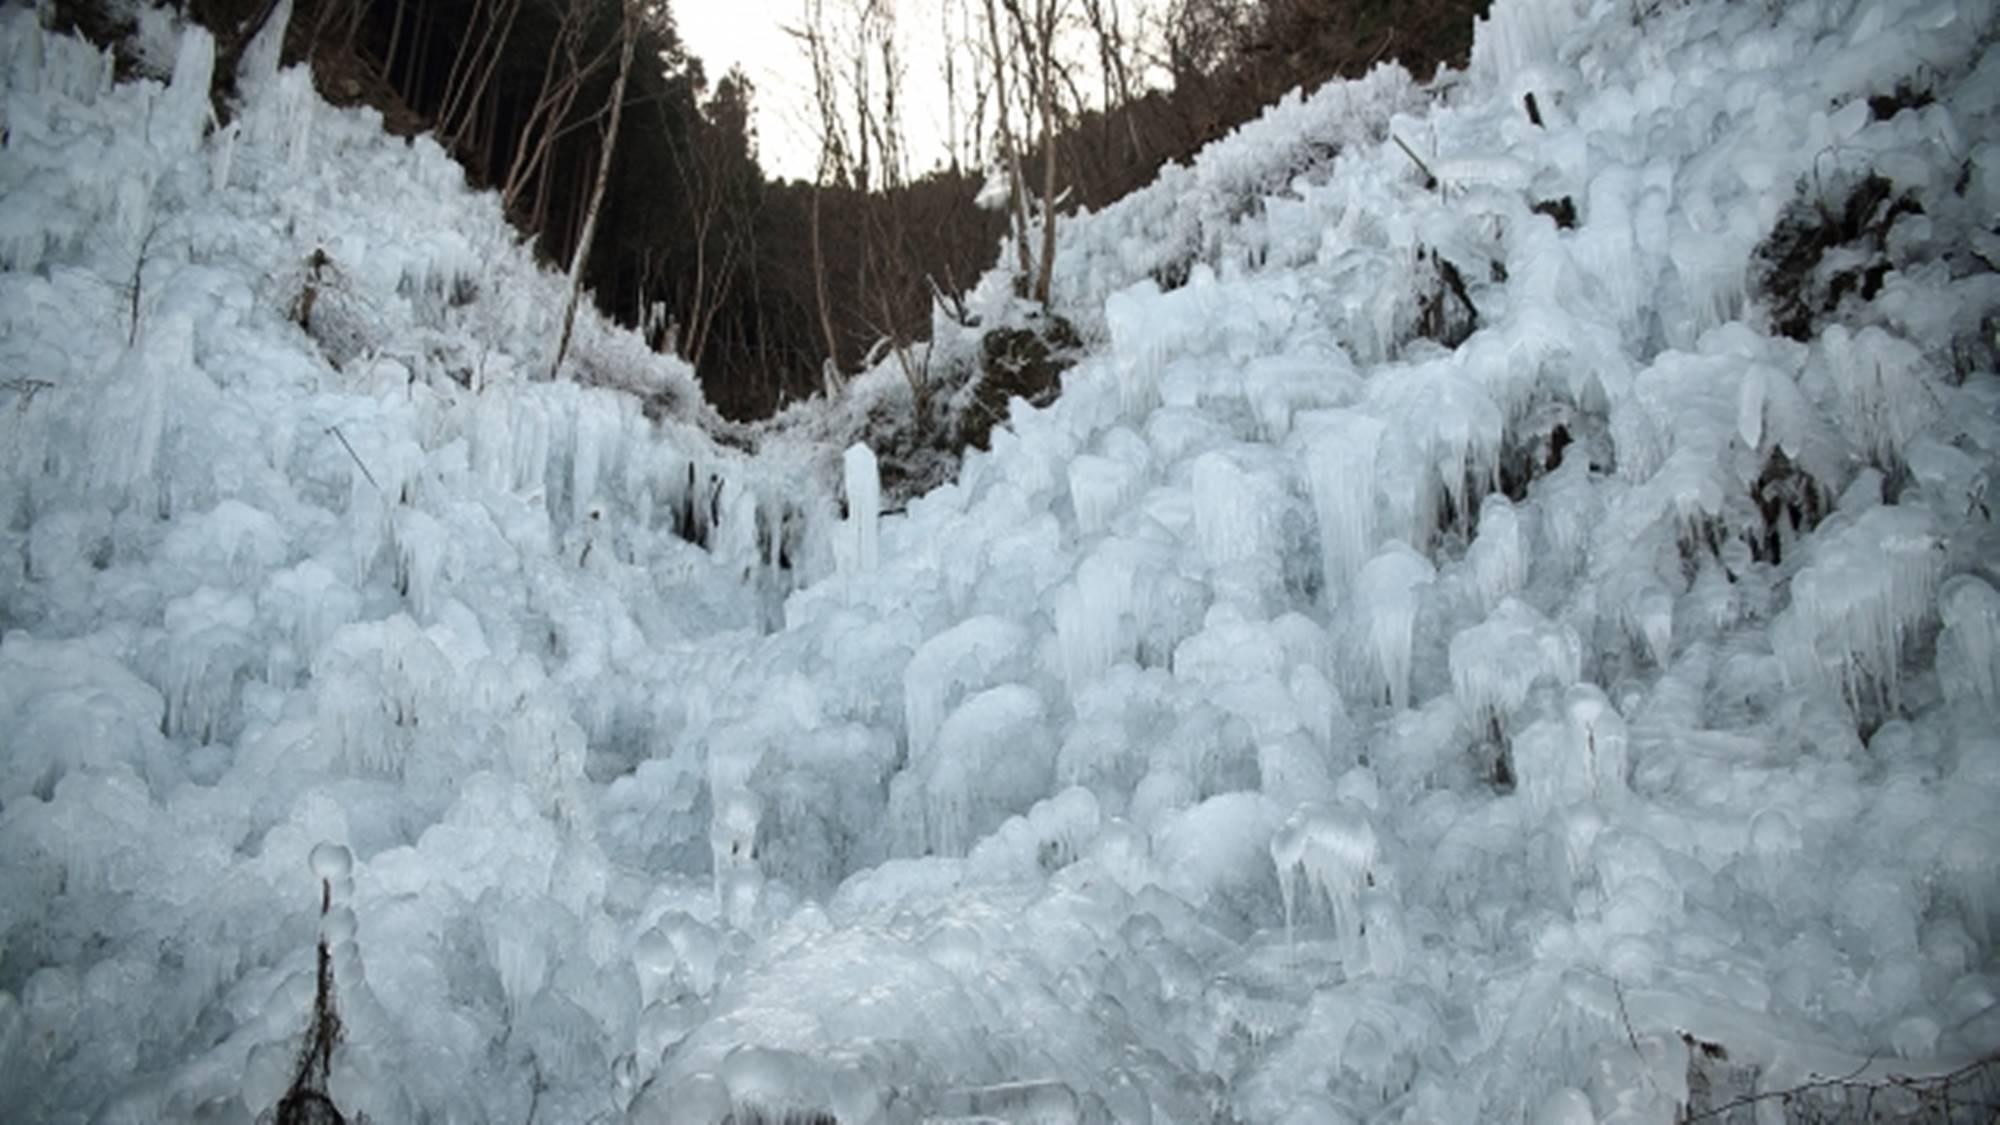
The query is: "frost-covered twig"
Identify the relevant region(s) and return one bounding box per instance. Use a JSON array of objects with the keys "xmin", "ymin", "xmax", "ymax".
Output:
[
  {"xmin": 2, "ymin": 377, "xmax": 56, "ymax": 413},
  {"xmin": 1392, "ymin": 134, "xmax": 1438, "ymax": 191},
  {"xmin": 326, "ymin": 424, "xmax": 382, "ymax": 494},
  {"xmin": 127, "ymin": 220, "xmax": 161, "ymax": 346},
  {"xmin": 1676, "ymin": 1048, "xmax": 2000, "ymax": 1123},
  {"xmin": 1613, "ymin": 979, "xmax": 1644, "ymax": 1058},
  {"xmin": 277, "ymin": 844, "xmax": 353, "ymax": 1125}
]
